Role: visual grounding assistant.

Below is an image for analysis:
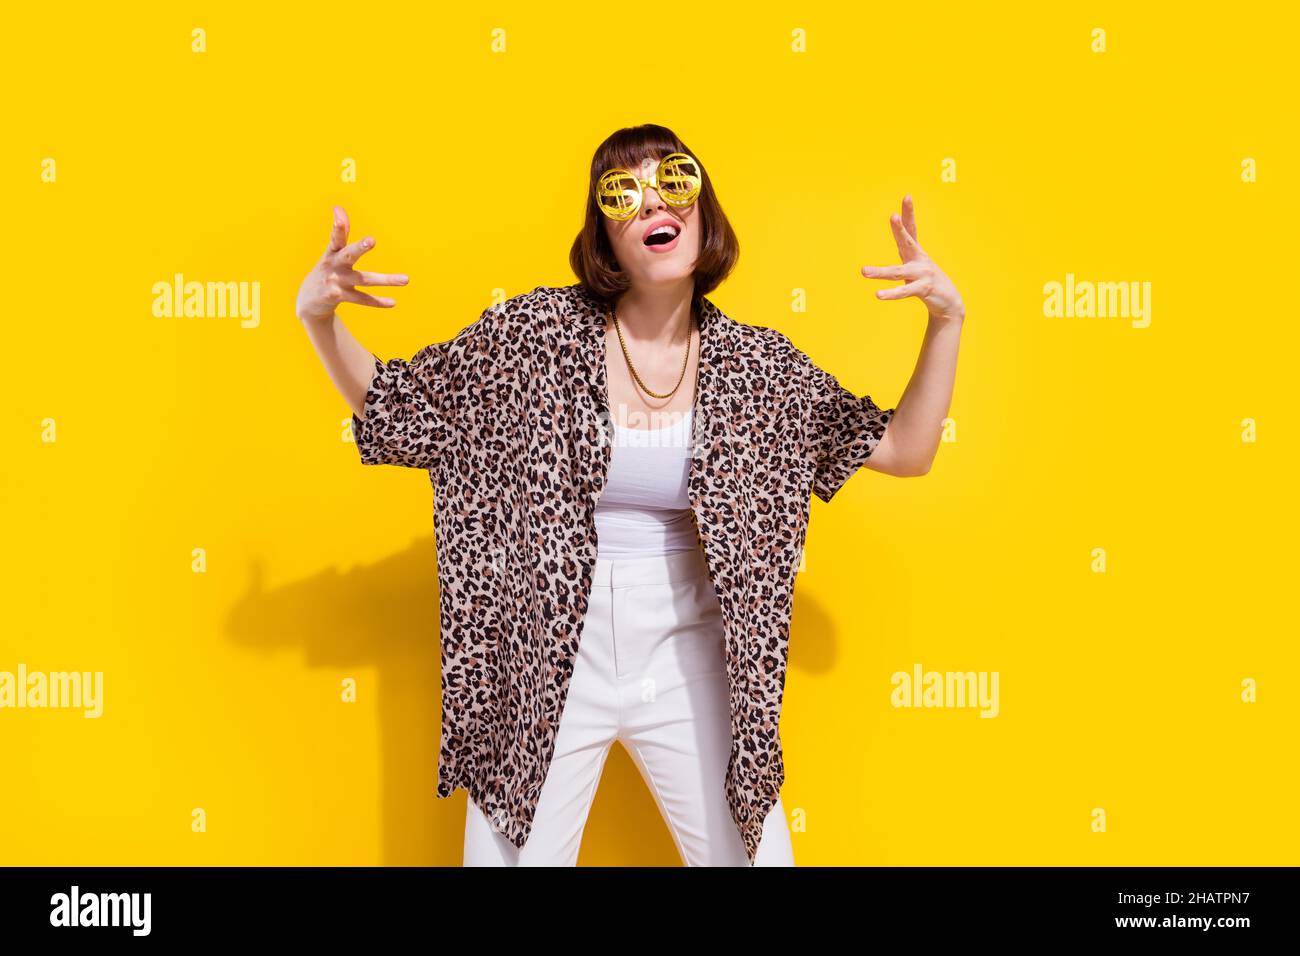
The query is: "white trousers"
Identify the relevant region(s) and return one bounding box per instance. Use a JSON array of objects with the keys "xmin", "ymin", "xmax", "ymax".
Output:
[{"xmin": 463, "ymin": 546, "xmax": 795, "ymax": 866}]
